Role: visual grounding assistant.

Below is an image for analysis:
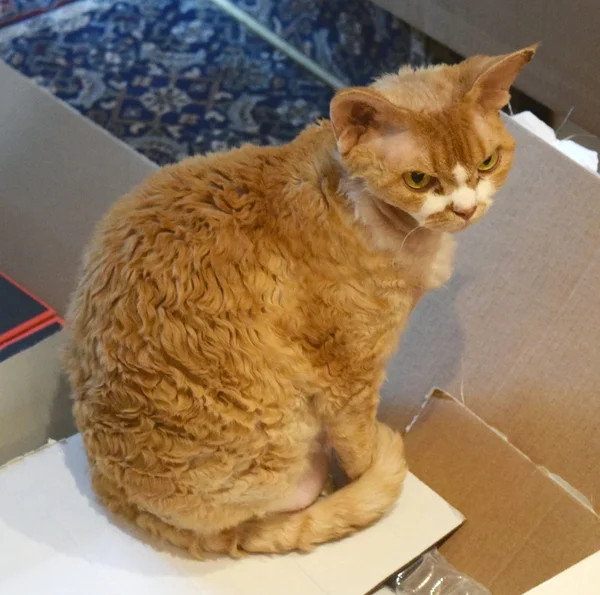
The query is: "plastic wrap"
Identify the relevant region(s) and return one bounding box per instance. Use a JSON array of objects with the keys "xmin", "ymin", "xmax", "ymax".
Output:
[{"xmin": 395, "ymin": 549, "xmax": 491, "ymax": 595}]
